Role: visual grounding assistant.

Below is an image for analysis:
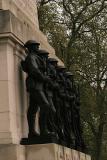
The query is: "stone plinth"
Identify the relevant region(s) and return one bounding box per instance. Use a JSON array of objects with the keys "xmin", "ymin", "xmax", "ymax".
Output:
[
  {"xmin": 80, "ymin": 152, "xmax": 86, "ymax": 160},
  {"xmin": 0, "ymin": 143, "xmax": 91, "ymax": 160},
  {"xmin": 26, "ymin": 144, "xmax": 91, "ymax": 160},
  {"xmin": 85, "ymin": 154, "xmax": 91, "ymax": 160},
  {"xmin": 0, "ymin": 144, "xmax": 25, "ymax": 160}
]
